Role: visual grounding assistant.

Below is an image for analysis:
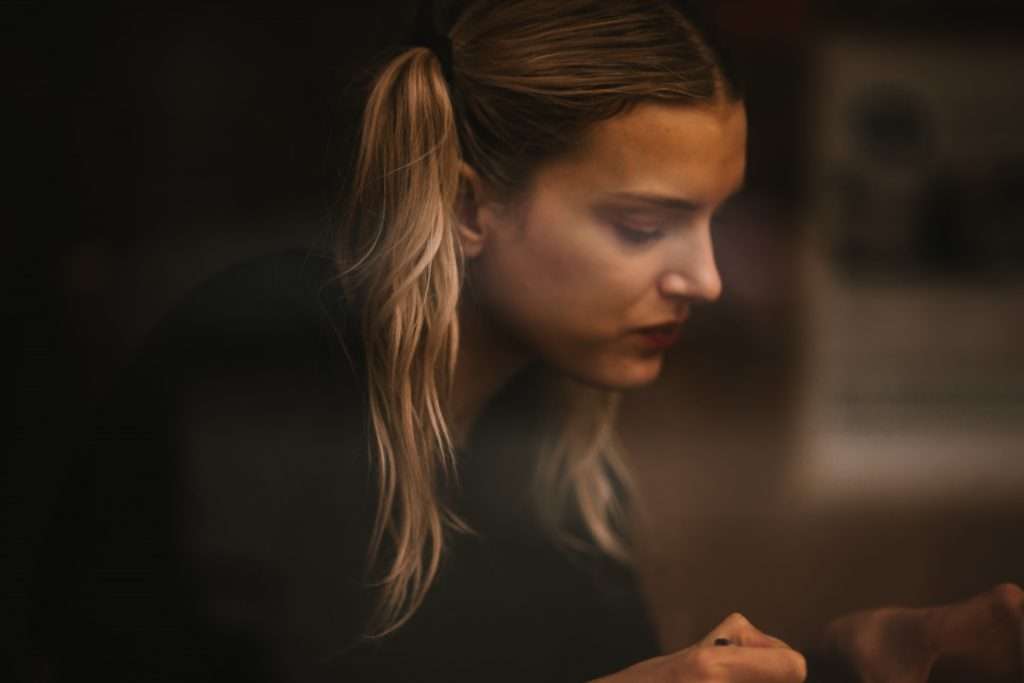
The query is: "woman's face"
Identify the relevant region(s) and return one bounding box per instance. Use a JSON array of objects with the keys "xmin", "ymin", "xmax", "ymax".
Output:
[{"xmin": 465, "ymin": 99, "xmax": 747, "ymax": 389}]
